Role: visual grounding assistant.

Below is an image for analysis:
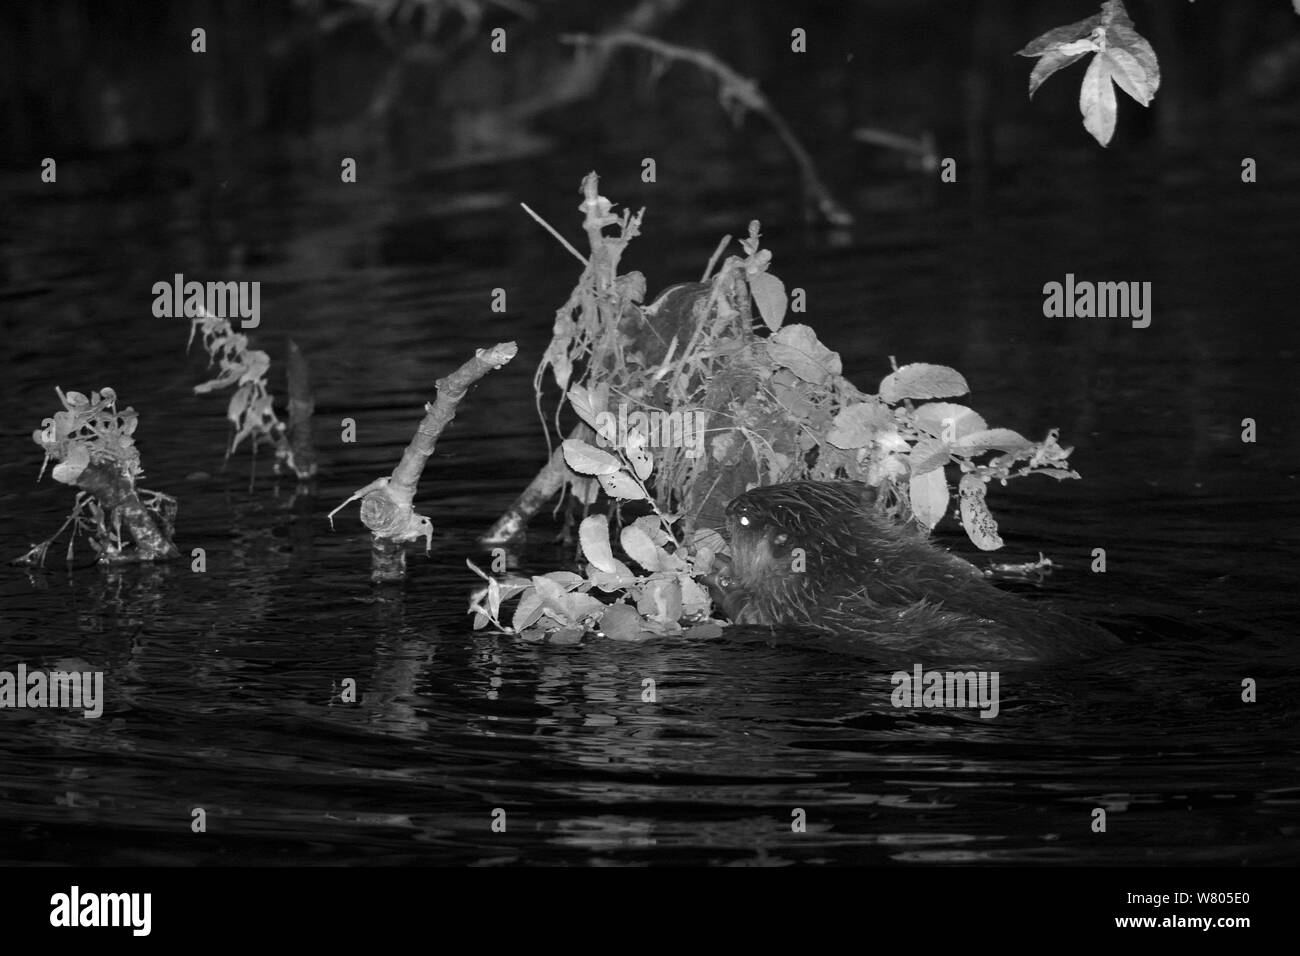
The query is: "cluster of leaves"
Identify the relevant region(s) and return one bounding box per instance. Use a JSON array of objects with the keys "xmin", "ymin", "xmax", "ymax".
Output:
[
  {"xmin": 468, "ymin": 431, "xmax": 721, "ymax": 643},
  {"xmin": 821, "ymin": 362, "xmax": 1078, "ymax": 550},
  {"xmin": 588, "ymin": 220, "xmax": 1078, "ymax": 550},
  {"xmin": 538, "ymin": 217, "xmax": 796, "ymax": 520},
  {"xmin": 187, "ymin": 308, "xmax": 293, "ymax": 472},
  {"xmin": 1018, "ymin": 0, "xmax": 1160, "ymax": 147},
  {"xmin": 17, "ymin": 388, "xmax": 176, "ymax": 566},
  {"xmin": 32, "ymin": 387, "xmax": 142, "ymax": 484}
]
